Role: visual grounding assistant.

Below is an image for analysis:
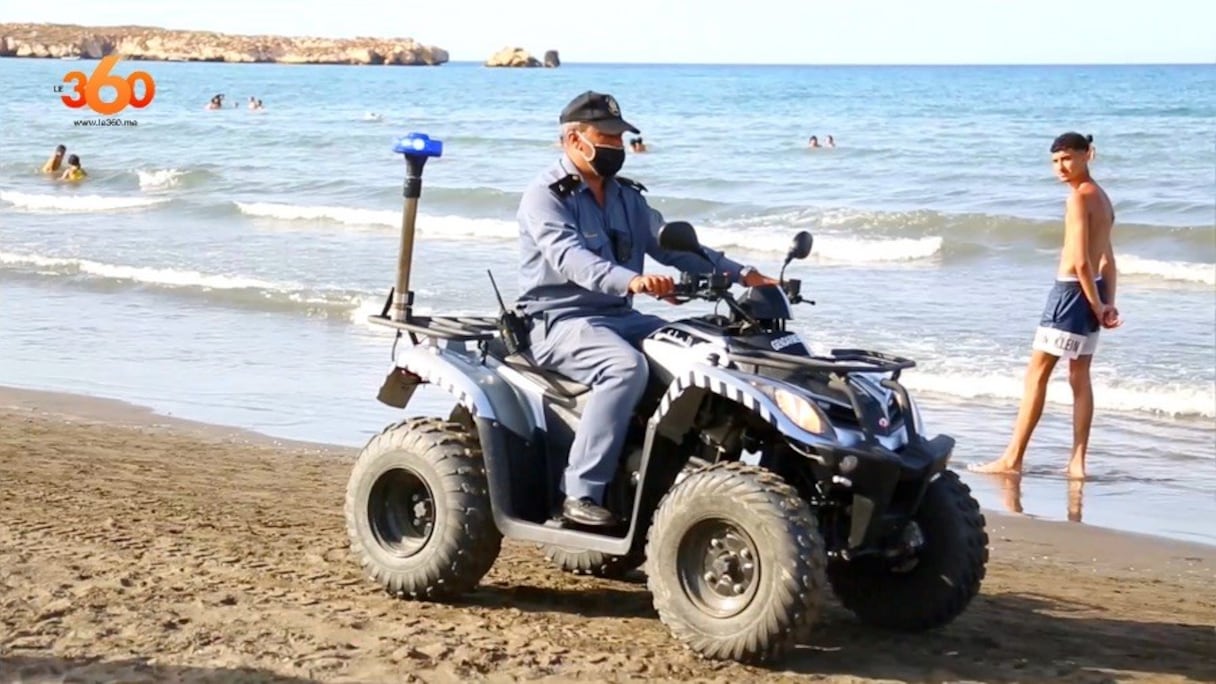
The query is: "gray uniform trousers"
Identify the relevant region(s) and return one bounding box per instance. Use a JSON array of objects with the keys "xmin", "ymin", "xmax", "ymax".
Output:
[{"xmin": 529, "ymin": 307, "xmax": 668, "ymax": 503}]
